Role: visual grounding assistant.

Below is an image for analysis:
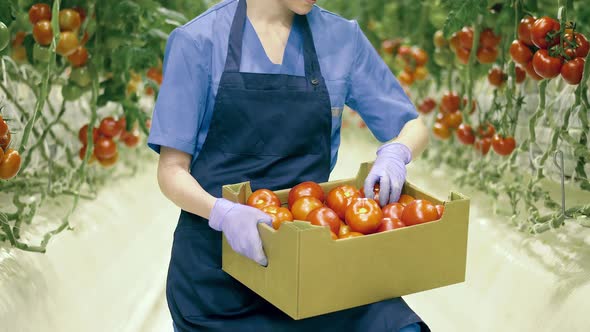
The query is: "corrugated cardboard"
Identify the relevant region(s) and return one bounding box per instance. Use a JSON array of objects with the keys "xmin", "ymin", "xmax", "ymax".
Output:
[{"xmin": 222, "ymin": 162, "xmax": 470, "ymax": 320}]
